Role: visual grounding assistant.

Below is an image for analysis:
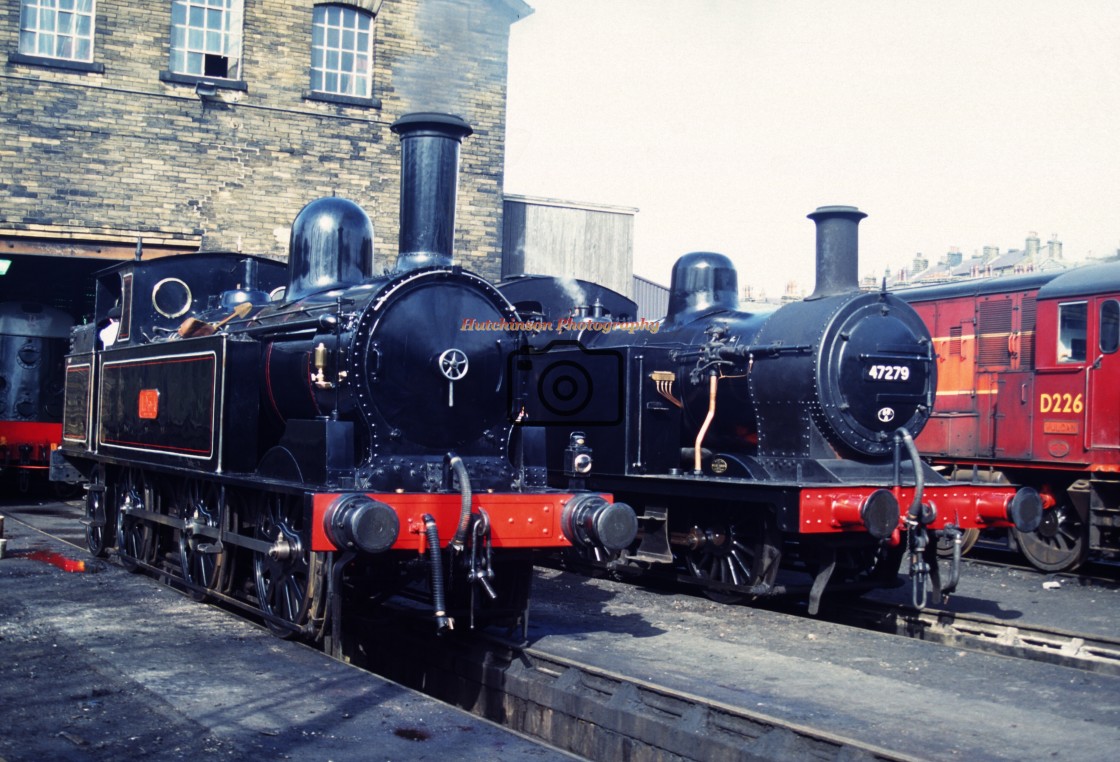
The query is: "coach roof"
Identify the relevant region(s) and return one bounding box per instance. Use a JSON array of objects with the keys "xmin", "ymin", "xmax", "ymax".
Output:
[
  {"xmin": 1036, "ymin": 258, "xmax": 1120, "ymax": 301},
  {"xmin": 893, "ymin": 270, "xmax": 1058, "ymax": 303}
]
